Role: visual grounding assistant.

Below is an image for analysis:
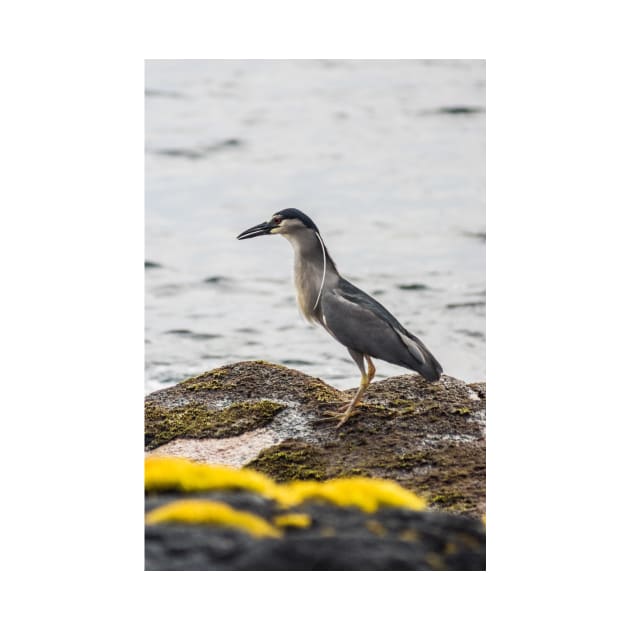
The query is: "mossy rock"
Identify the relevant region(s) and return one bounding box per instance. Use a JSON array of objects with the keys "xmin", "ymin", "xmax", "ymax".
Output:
[
  {"xmin": 247, "ymin": 438, "xmax": 485, "ymax": 516},
  {"xmin": 246, "ymin": 440, "xmax": 328, "ymax": 482},
  {"xmin": 145, "ymin": 399, "xmax": 285, "ymax": 448},
  {"xmin": 145, "ymin": 361, "xmax": 486, "ymax": 517}
]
